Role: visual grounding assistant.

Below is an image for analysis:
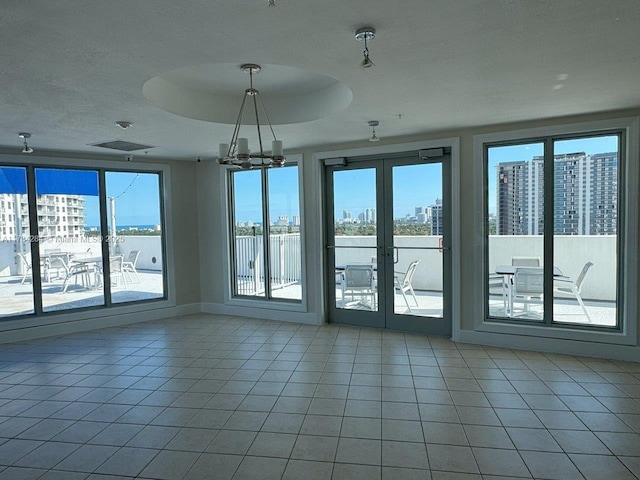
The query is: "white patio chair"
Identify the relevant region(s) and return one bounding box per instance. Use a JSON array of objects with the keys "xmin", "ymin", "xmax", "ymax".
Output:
[
  {"xmin": 512, "ymin": 256, "xmax": 541, "ymax": 267},
  {"xmin": 17, "ymin": 252, "xmax": 32, "ymax": 285},
  {"xmin": 553, "ymin": 262, "xmax": 594, "ymax": 323},
  {"xmin": 122, "ymin": 250, "xmax": 141, "ymax": 283},
  {"xmin": 108, "ymin": 254, "xmax": 129, "ymax": 289},
  {"xmin": 394, "ymin": 260, "xmax": 420, "ymax": 312},
  {"xmin": 343, "ymin": 264, "xmax": 376, "ymax": 310},
  {"xmin": 512, "ymin": 267, "xmax": 544, "ymax": 319}
]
